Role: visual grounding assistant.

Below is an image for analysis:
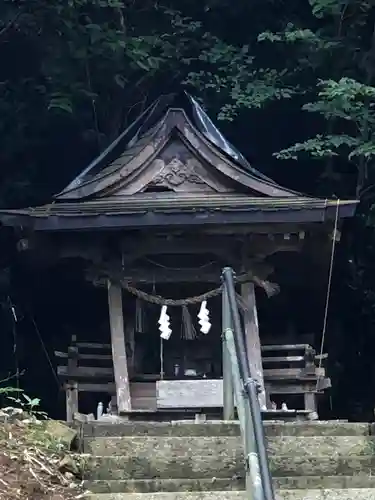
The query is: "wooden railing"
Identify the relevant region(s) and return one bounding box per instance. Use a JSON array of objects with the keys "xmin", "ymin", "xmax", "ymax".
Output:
[
  {"xmin": 55, "ymin": 338, "xmax": 329, "ymax": 422},
  {"xmin": 55, "ymin": 328, "xmax": 330, "ymax": 423}
]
